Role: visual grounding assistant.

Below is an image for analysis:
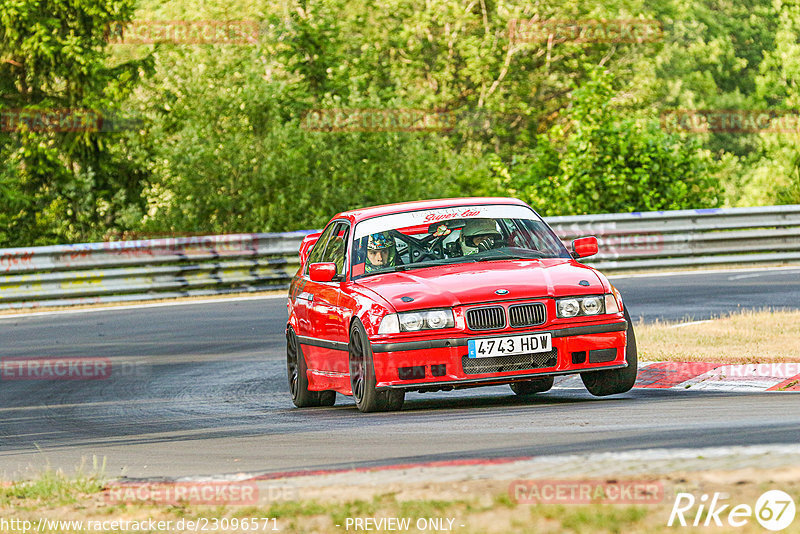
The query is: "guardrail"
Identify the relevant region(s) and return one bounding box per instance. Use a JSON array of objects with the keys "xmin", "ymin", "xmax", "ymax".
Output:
[
  {"xmin": 1, "ymin": 205, "xmax": 798, "ymax": 309},
  {"xmin": 547, "ymin": 204, "xmax": 800, "ymax": 270},
  {"xmin": 0, "ymin": 232, "xmax": 312, "ymax": 310}
]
